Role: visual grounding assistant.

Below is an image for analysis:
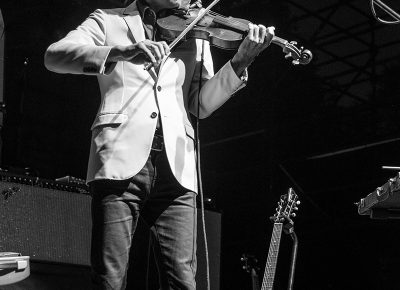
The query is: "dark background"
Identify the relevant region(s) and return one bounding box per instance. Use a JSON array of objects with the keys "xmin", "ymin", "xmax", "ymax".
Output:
[{"xmin": 2, "ymin": 0, "xmax": 400, "ymax": 289}]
